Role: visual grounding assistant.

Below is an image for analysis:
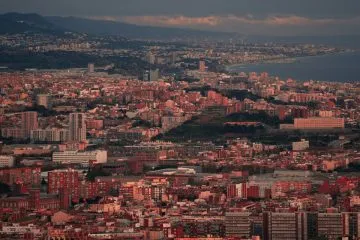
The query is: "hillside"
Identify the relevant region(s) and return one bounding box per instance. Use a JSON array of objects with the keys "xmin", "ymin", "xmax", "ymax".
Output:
[
  {"xmin": 0, "ymin": 12, "xmax": 64, "ymax": 34},
  {"xmin": 46, "ymin": 16, "xmax": 237, "ymax": 40},
  {"xmin": 0, "ymin": 12, "xmax": 237, "ymax": 40}
]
